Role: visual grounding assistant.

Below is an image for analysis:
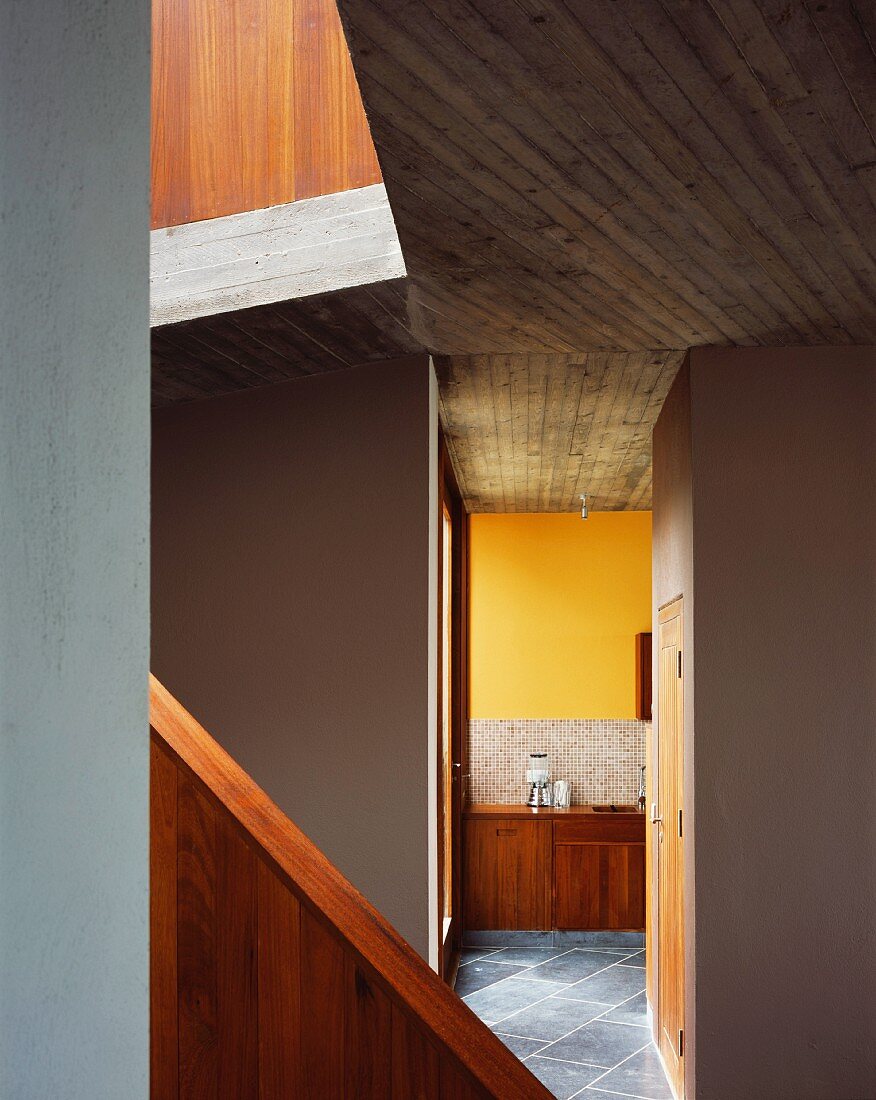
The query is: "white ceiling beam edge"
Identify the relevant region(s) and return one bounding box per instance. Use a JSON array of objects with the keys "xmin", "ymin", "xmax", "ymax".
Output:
[{"xmin": 150, "ymin": 182, "xmax": 406, "ymax": 327}]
